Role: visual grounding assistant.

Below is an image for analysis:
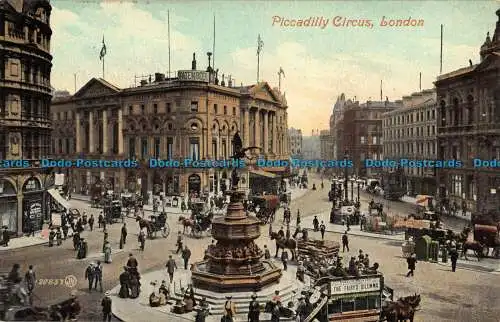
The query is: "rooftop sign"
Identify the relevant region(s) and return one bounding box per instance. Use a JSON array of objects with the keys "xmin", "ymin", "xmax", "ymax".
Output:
[
  {"xmin": 178, "ymin": 70, "xmax": 209, "ymax": 82},
  {"xmin": 330, "ymin": 277, "xmax": 381, "ymax": 295}
]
